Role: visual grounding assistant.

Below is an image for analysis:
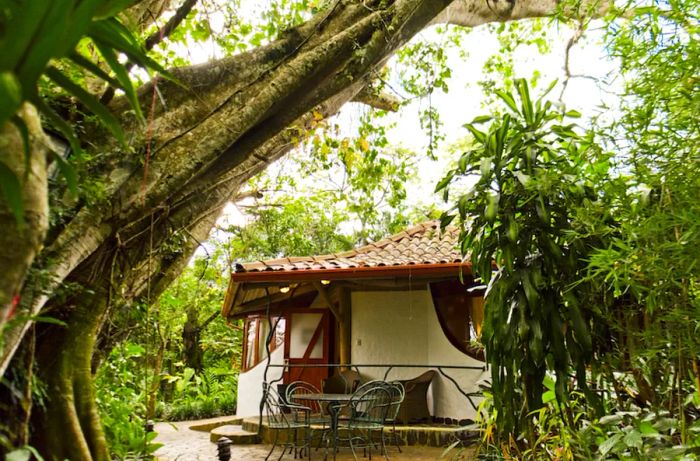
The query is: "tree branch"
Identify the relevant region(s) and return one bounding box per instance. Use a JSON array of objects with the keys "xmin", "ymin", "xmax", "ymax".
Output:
[
  {"xmin": 101, "ymin": 0, "xmax": 199, "ymax": 104},
  {"xmin": 352, "ymin": 86, "xmax": 401, "ymax": 111}
]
